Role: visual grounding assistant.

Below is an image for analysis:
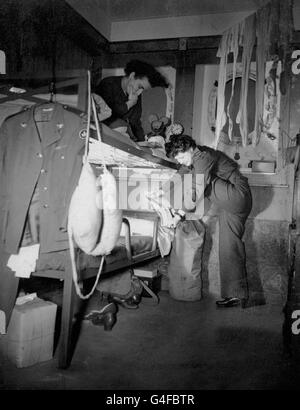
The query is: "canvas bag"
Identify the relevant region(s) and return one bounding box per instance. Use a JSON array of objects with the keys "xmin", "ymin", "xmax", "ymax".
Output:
[
  {"xmin": 168, "ymin": 220, "xmax": 205, "ymax": 301},
  {"xmin": 68, "ymin": 160, "xmax": 103, "ymax": 255},
  {"xmin": 67, "ymin": 73, "xmax": 123, "ymax": 300}
]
